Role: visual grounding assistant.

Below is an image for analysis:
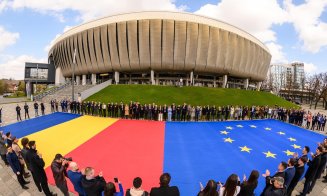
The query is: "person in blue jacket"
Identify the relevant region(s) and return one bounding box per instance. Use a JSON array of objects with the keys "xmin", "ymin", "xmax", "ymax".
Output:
[
  {"xmin": 103, "ymin": 179, "xmax": 124, "ymax": 196},
  {"xmin": 67, "ymin": 162, "xmax": 85, "ymax": 196},
  {"xmin": 6, "ymin": 145, "xmax": 29, "ymax": 189}
]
